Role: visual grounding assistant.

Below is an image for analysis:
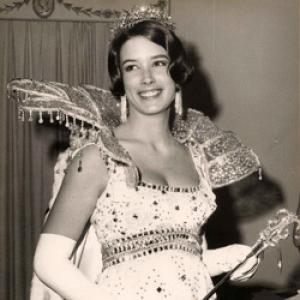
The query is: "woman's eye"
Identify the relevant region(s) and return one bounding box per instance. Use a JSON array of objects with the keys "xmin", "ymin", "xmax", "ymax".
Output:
[
  {"xmin": 153, "ymin": 60, "xmax": 168, "ymax": 67},
  {"xmin": 124, "ymin": 65, "xmax": 138, "ymax": 72}
]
